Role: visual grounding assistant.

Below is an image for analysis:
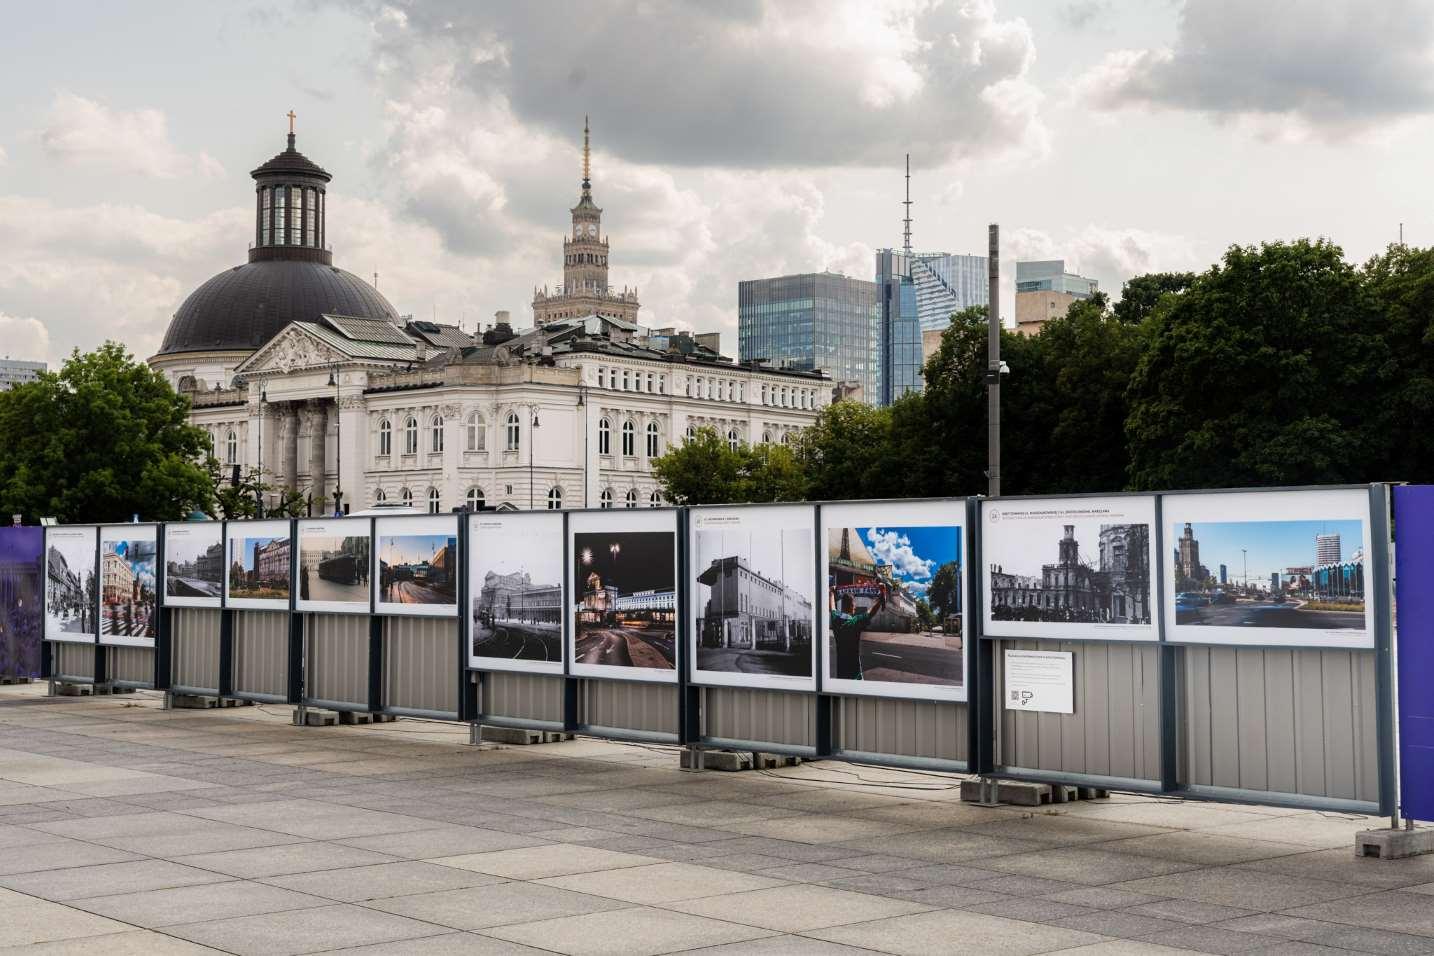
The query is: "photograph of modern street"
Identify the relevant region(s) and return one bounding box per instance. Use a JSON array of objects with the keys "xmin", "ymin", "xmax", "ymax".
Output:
[
  {"xmin": 471, "ymin": 524, "xmax": 562, "ymax": 665},
  {"xmin": 45, "ymin": 532, "xmax": 96, "ymax": 636},
  {"xmin": 694, "ymin": 524, "xmax": 813, "ymax": 678},
  {"xmin": 378, "ymin": 533, "xmax": 456, "ymax": 606},
  {"xmin": 228, "ymin": 535, "xmax": 291, "ymax": 602},
  {"xmin": 100, "ymin": 536, "xmax": 157, "ymax": 639},
  {"xmin": 573, "ymin": 530, "xmax": 676, "ymax": 670},
  {"xmin": 298, "ymin": 533, "xmax": 371, "ymax": 604},
  {"xmin": 1172, "ymin": 519, "xmax": 1366, "ymax": 629},
  {"xmin": 828, "ymin": 524, "xmax": 963, "ymax": 686},
  {"xmin": 164, "ymin": 527, "xmax": 223, "ymax": 600},
  {"xmin": 989, "ymin": 523, "xmax": 1151, "ymax": 625}
]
